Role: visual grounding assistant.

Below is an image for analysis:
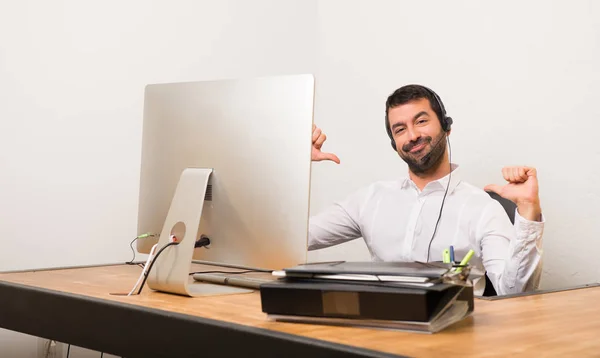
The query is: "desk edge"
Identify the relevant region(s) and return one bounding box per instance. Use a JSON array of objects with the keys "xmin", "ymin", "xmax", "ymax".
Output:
[{"xmin": 0, "ymin": 280, "xmax": 405, "ymax": 358}]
